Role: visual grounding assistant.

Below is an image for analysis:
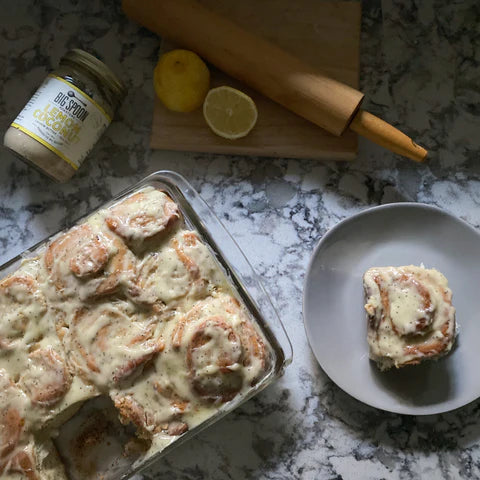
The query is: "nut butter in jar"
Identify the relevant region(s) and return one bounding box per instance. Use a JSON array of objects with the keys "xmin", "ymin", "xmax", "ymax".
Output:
[{"xmin": 3, "ymin": 49, "xmax": 126, "ymax": 182}]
